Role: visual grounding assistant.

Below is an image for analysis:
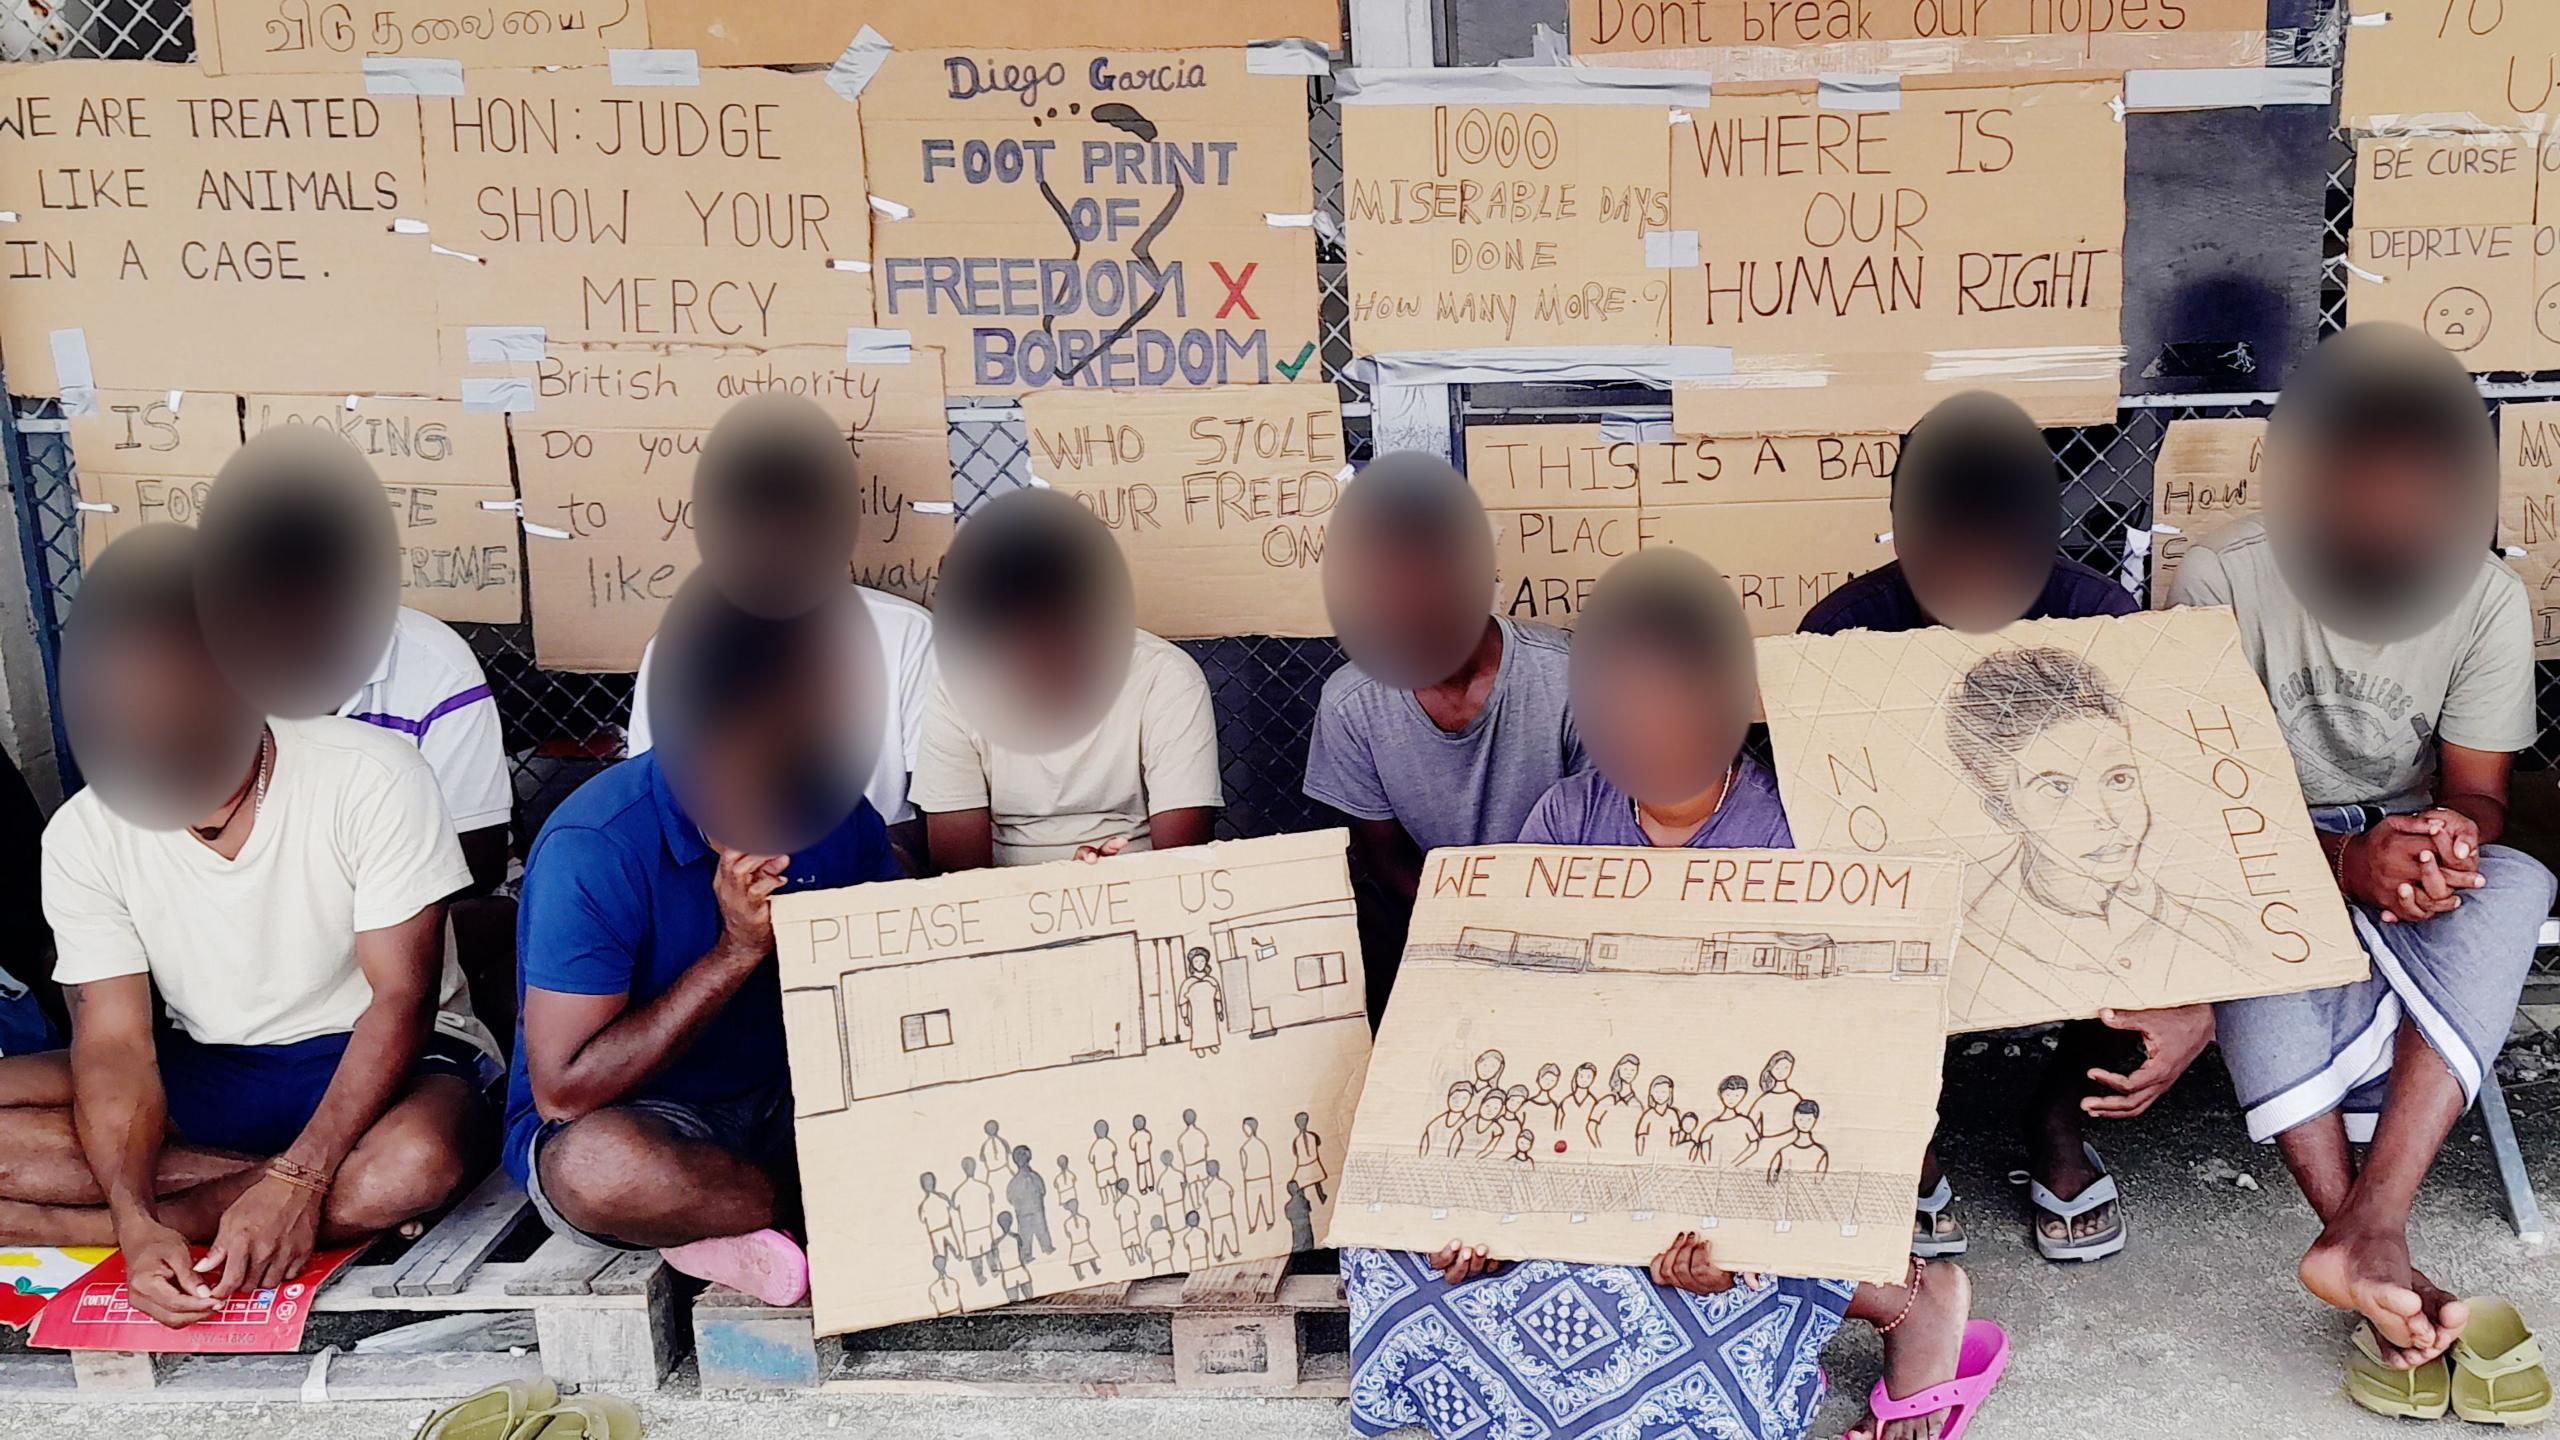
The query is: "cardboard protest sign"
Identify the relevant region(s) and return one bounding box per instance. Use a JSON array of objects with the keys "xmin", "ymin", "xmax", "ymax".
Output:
[
  {"xmin": 192, "ymin": 0, "xmax": 648, "ymax": 75},
  {"xmin": 1668, "ymin": 79, "xmax": 2126, "ymax": 436},
  {"xmin": 64, "ymin": 390, "xmax": 242, "ymax": 479},
  {"xmin": 1565, "ymin": 0, "xmax": 2266, "ymax": 77},
  {"xmin": 2148, "ymin": 418, "xmax": 2263, "ymax": 609},
  {"xmin": 1022, "ymin": 384, "xmax": 1345, "ymax": 638},
  {"xmin": 770, "ymin": 829, "xmax": 1372, "ymax": 1336},
  {"xmin": 2344, "ymin": 132, "xmax": 2560, "ymax": 373},
  {"xmin": 2343, "ymin": 0, "xmax": 2560, "ymax": 131},
  {"xmin": 65, "ymin": 390, "xmax": 243, "ymax": 566},
  {"xmin": 1328, "ymin": 845, "xmax": 1958, "ymax": 1286},
  {"xmin": 1342, "ymin": 102, "xmax": 1673, "ymax": 351},
  {"xmin": 2499, "ymin": 401, "xmax": 2560, "ymax": 660},
  {"xmin": 419, "ymin": 67, "xmax": 872, "ymax": 365},
  {"xmin": 1758, "ymin": 610, "xmax": 2368, "ymax": 1033},
  {"xmin": 1462, "ymin": 423, "xmax": 1896, "ymax": 631},
  {"xmin": 646, "ymin": 0, "xmax": 1341, "ymax": 67},
  {"xmin": 861, "ymin": 48, "xmax": 1319, "ymax": 394},
  {"xmin": 516, "ymin": 345, "xmax": 952, "ymax": 670},
  {"xmin": 0, "ymin": 63, "xmax": 438, "ymax": 396}
]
